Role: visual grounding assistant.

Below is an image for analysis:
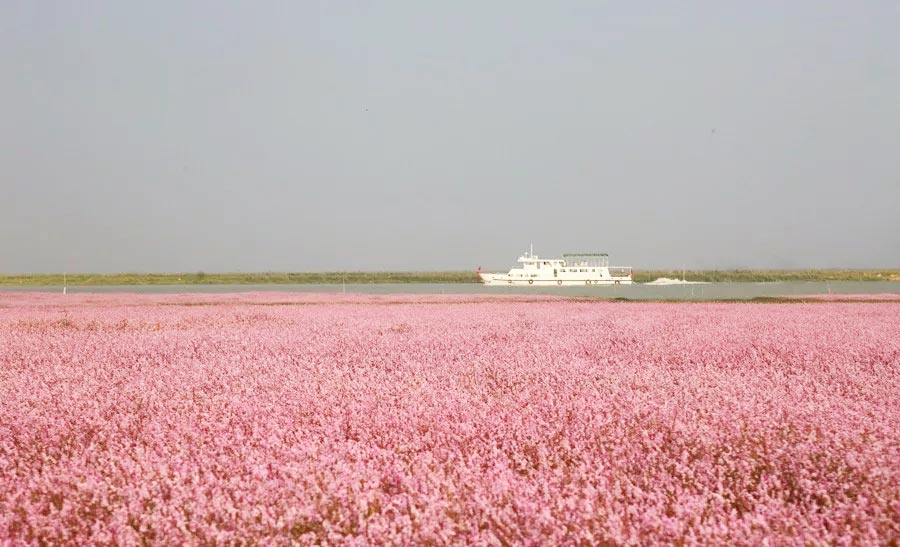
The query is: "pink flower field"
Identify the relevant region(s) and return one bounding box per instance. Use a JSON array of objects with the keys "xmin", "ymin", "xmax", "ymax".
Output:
[{"xmin": 1, "ymin": 293, "xmax": 899, "ymax": 545}]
